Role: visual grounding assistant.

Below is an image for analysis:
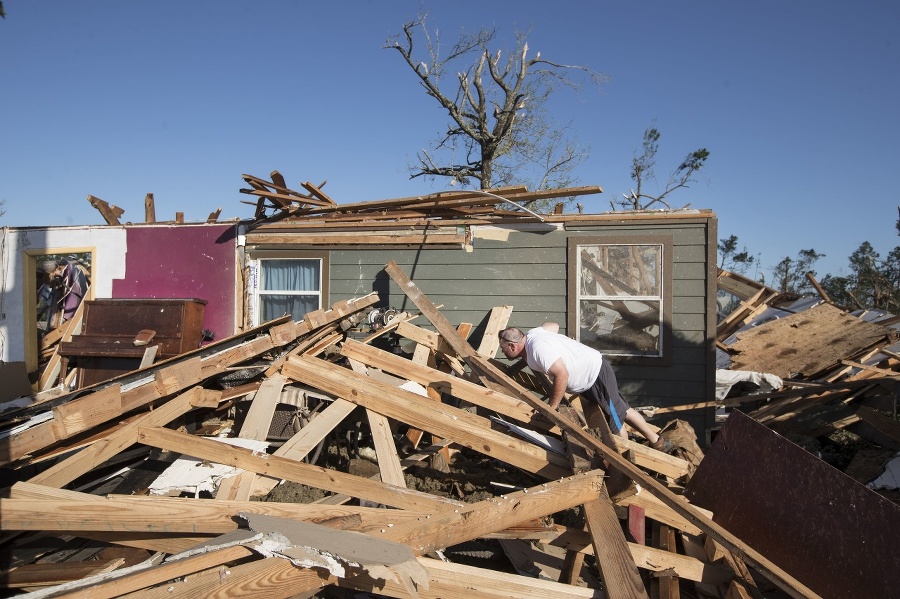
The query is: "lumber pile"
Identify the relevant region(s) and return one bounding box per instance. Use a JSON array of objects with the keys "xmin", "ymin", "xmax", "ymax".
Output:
[{"xmin": 0, "ymin": 263, "xmax": 822, "ymax": 598}]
